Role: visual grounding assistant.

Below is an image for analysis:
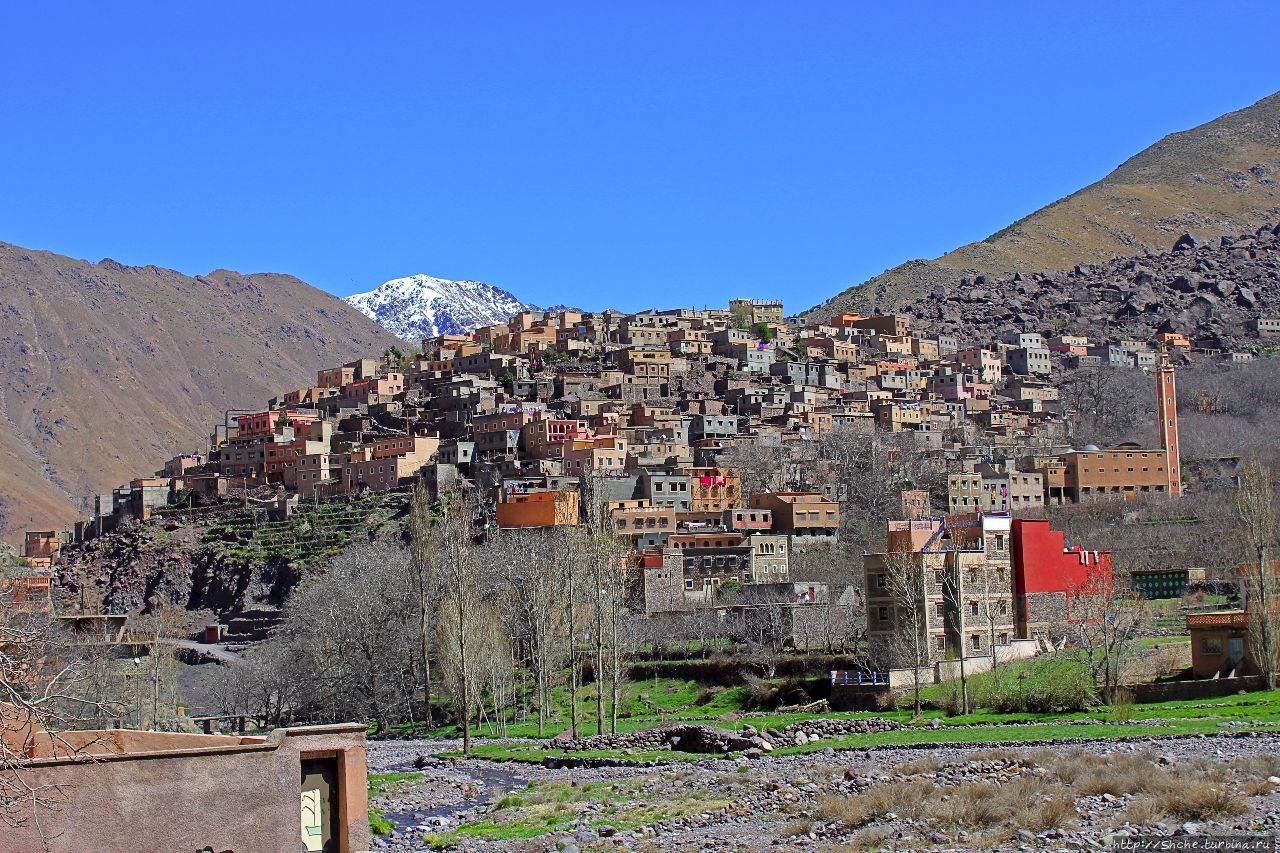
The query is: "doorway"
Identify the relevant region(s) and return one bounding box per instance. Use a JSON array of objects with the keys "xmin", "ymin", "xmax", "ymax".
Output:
[{"xmin": 300, "ymin": 757, "xmax": 340, "ymax": 853}]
